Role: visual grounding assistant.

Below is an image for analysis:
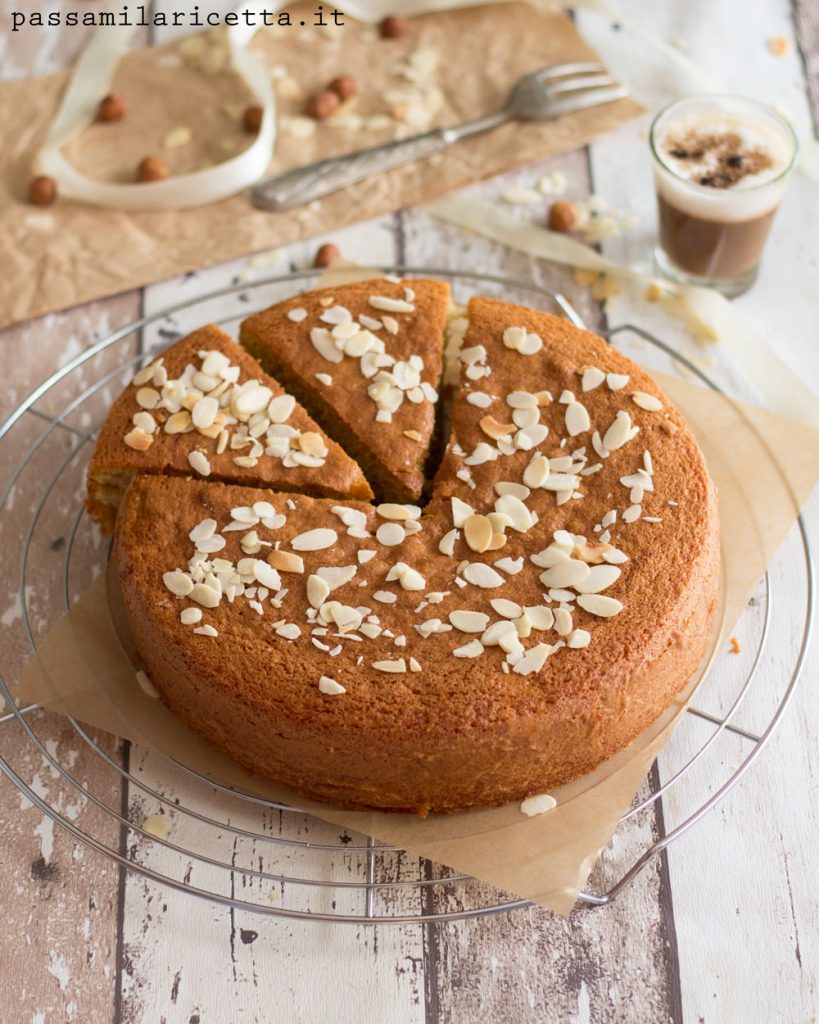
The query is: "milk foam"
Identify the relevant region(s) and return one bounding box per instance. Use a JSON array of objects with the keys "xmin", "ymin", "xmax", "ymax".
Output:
[{"xmin": 651, "ymin": 98, "xmax": 796, "ymax": 223}]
